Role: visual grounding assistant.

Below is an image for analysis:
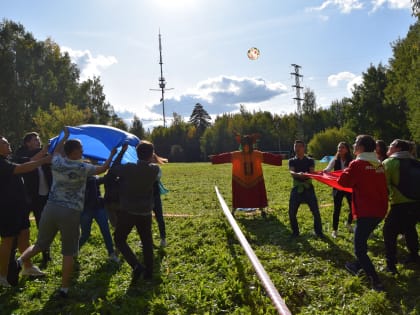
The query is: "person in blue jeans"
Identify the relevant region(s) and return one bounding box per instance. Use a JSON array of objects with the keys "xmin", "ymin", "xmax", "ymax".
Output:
[
  {"xmin": 151, "ymin": 153, "xmax": 168, "ymax": 247},
  {"xmin": 288, "ymin": 140, "xmax": 324, "ymax": 238},
  {"xmin": 79, "ymin": 175, "xmax": 119, "ymax": 263}
]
